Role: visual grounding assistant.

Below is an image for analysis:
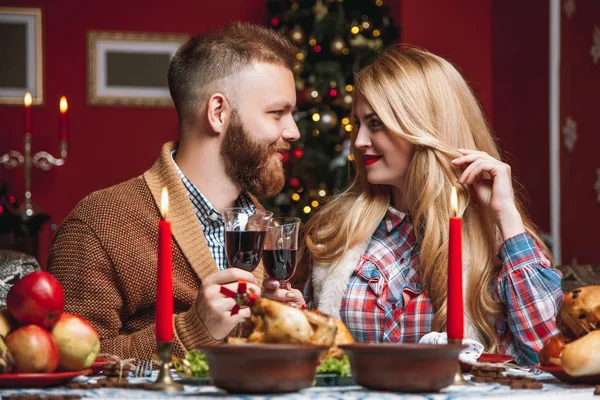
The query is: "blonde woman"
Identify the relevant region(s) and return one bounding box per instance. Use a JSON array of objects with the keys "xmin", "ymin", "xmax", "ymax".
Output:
[{"xmin": 303, "ymin": 46, "xmax": 562, "ymax": 366}]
